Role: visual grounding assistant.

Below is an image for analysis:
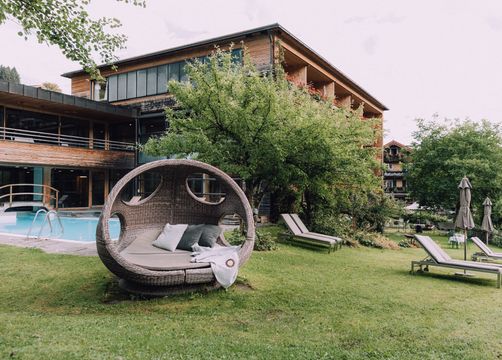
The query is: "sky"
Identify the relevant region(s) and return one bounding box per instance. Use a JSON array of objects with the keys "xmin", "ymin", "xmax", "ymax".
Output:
[{"xmin": 1, "ymin": 0, "xmax": 502, "ymax": 144}]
